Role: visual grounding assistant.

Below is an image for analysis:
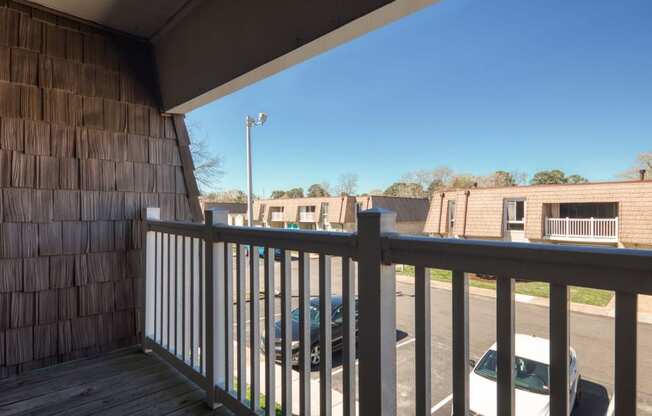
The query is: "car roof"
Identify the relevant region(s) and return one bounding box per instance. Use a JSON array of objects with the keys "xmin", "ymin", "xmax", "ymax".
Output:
[
  {"xmin": 309, "ymin": 295, "xmax": 356, "ymax": 309},
  {"xmin": 488, "ymin": 334, "xmax": 550, "ymax": 365}
]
